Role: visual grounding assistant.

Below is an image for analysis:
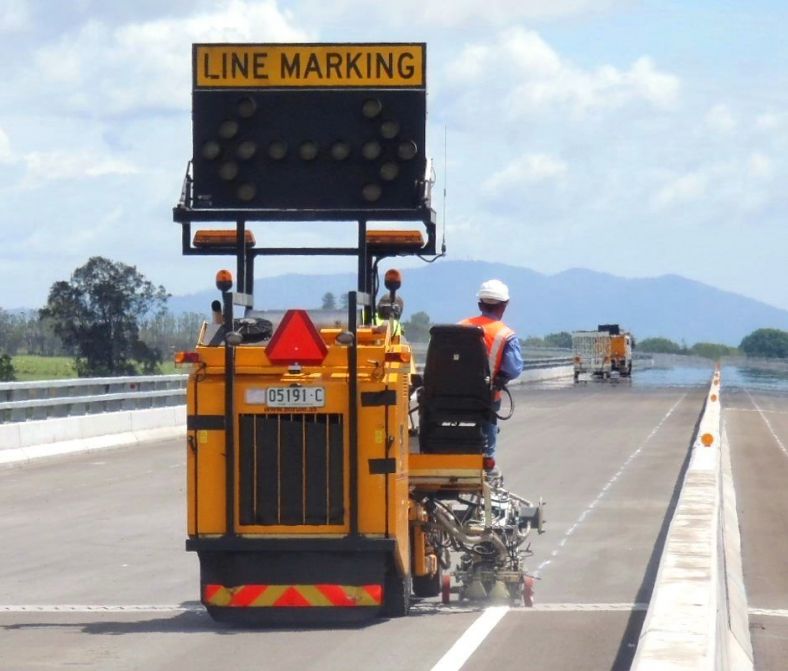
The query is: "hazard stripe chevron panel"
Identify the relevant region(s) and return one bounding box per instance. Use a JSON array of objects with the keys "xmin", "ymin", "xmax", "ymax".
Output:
[{"xmin": 204, "ymin": 584, "xmax": 383, "ymax": 607}]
